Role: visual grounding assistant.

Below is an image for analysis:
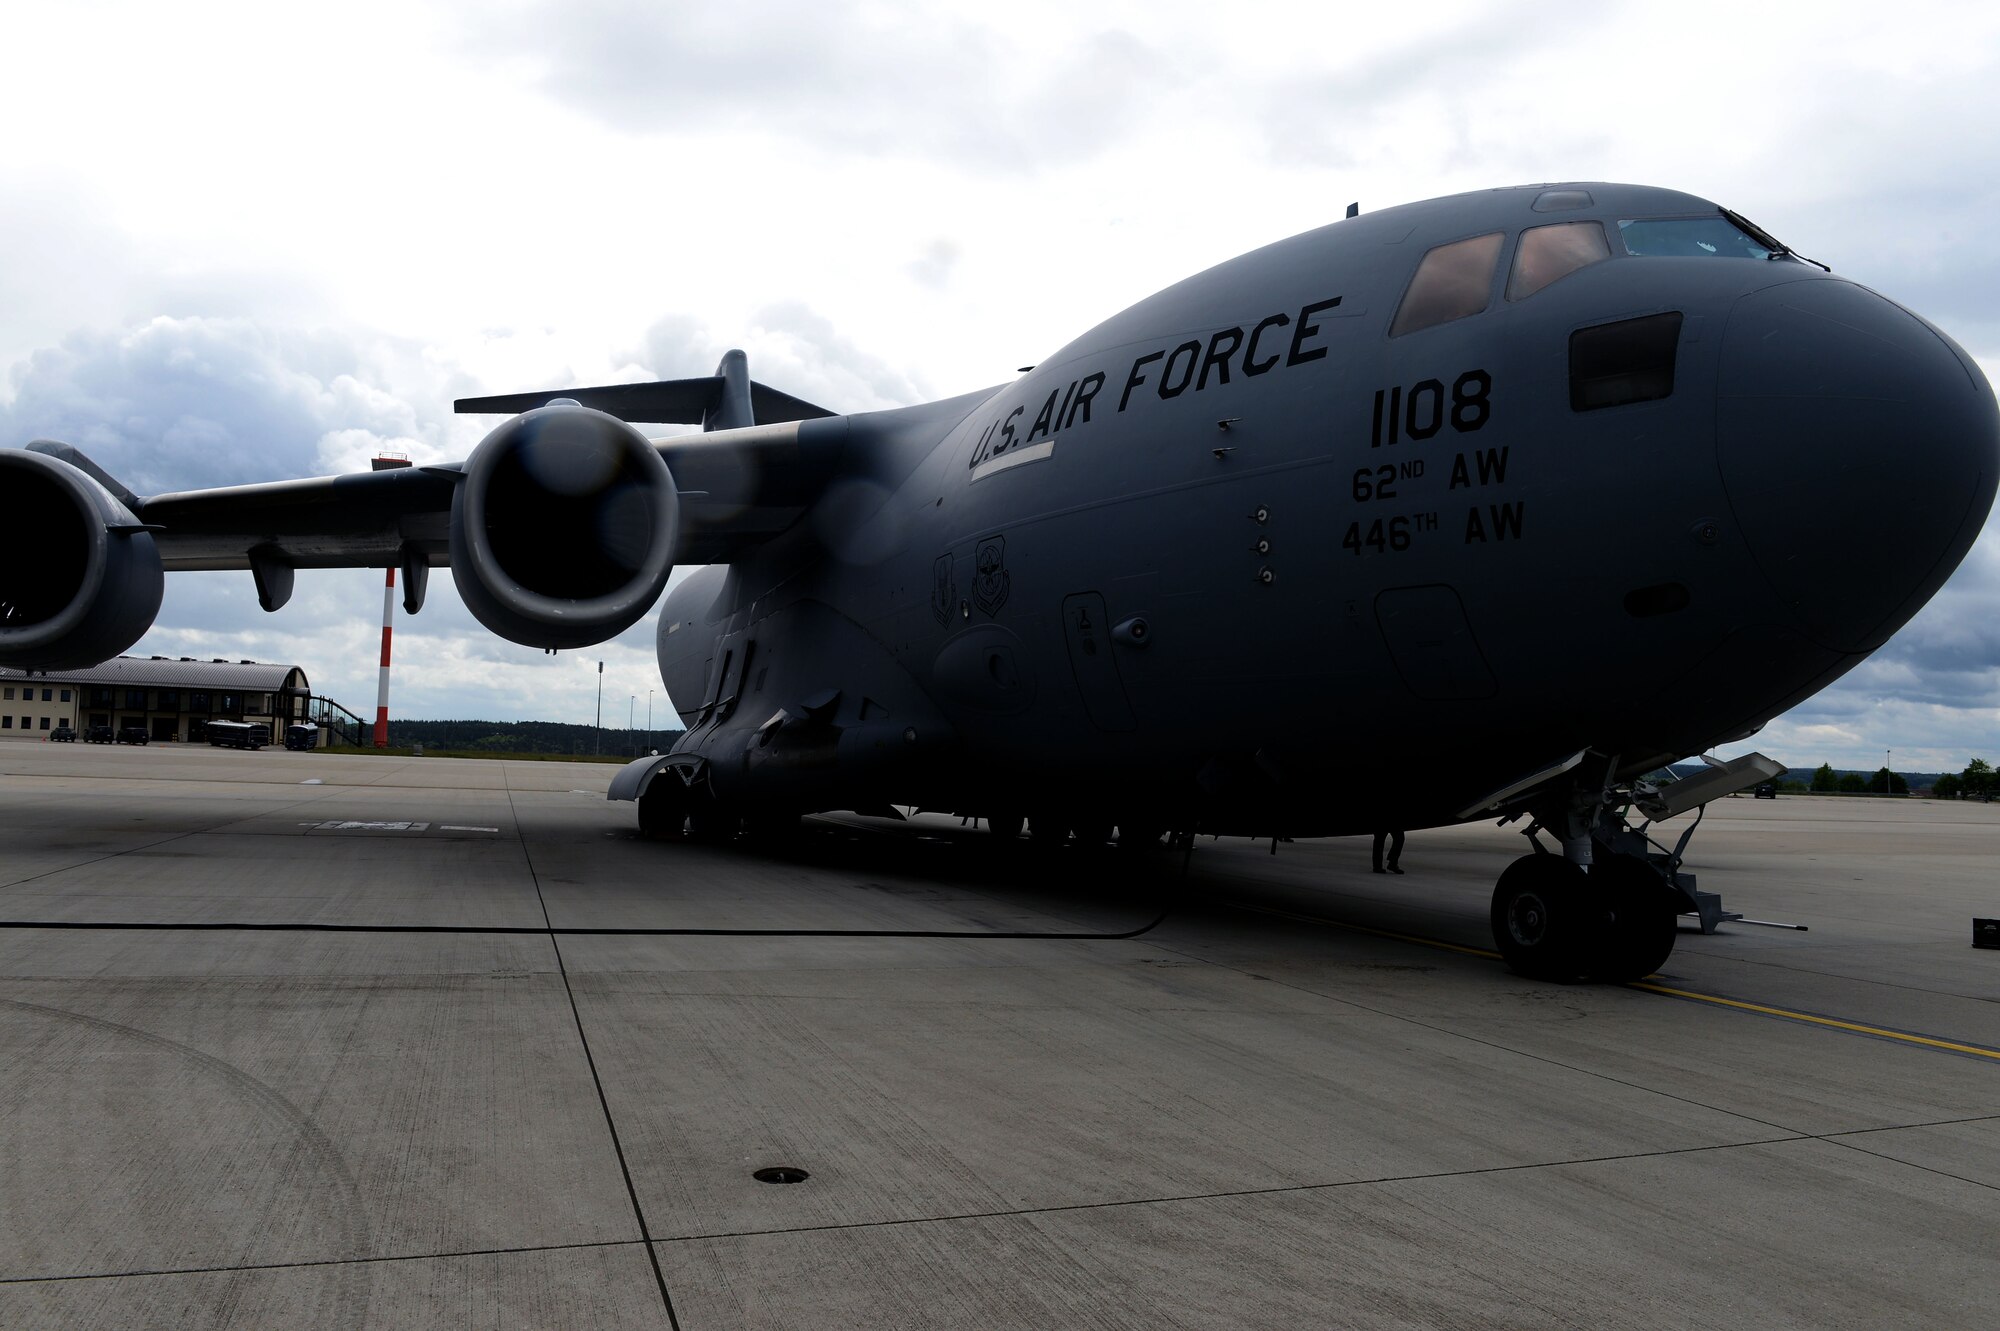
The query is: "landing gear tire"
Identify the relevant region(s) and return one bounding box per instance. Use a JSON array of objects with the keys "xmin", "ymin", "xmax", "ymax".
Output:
[
  {"xmin": 1491, "ymin": 854, "xmax": 1591, "ymax": 982},
  {"xmin": 1586, "ymin": 856, "xmax": 1679, "ymax": 983},
  {"xmin": 637, "ymin": 779, "xmax": 688, "ymax": 841}
]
